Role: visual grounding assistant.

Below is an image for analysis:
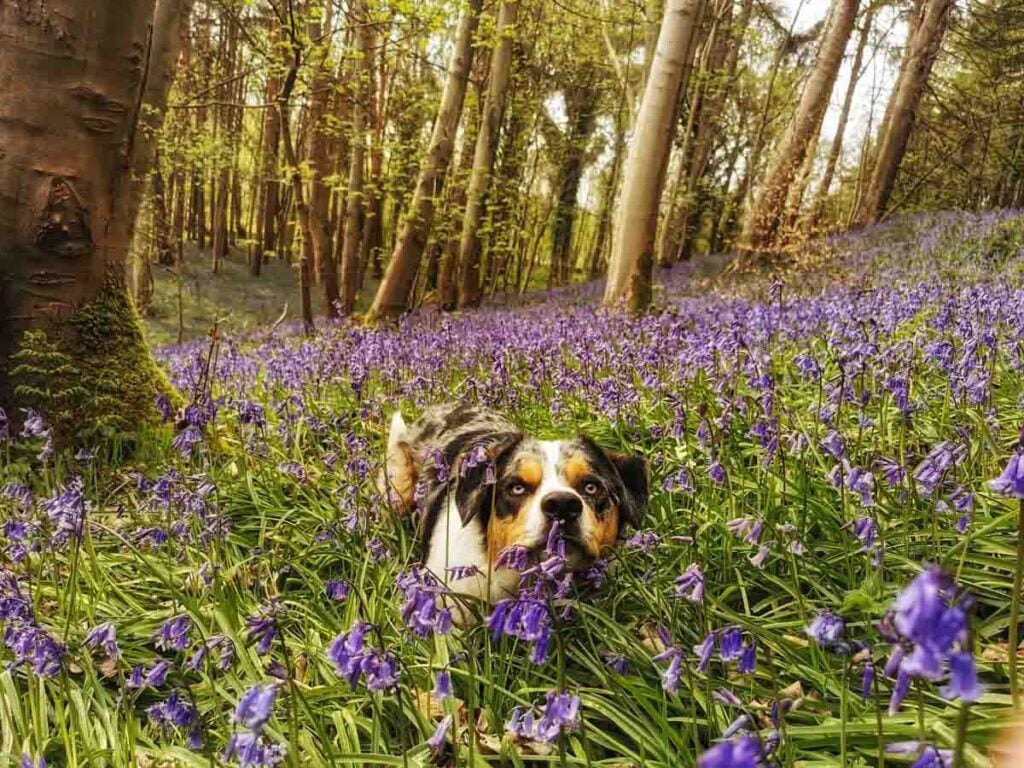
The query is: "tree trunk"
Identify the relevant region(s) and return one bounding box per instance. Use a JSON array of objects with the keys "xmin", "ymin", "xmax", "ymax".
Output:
[
  {"xmin": 0, "ymin": 0, "xmax": 187, "ymax": 431},
  {"xmin": 153, "ymin": 161, "xmax": 174, "ymax": 266},
  {"xmin": 456, "ymin": 0, "xmax": 520, "ymax": 310},
  {"xmin": 339, "ymin": 0, "xmax": 372, "ymax": 316},
  {"xmin": 740, "ymin": 0, "xmax": 860, "ymax": 253},
  {"xmin": 853, "ymin": 0, "xmax": 953, "ymax": 226},
  {"xmin": 603, "ymin": 0, "xmax": 703, "ymax": 312},
  {"xmin": 250, "ymin": 17, "xmax": 283, "ymax": 276},
  {"xmin": 549, "ymin": 82, "xmax": 599, "ymax": 288},
  {"xmin": 366, "ymin": 0, "xmax": 482, "ymax": 322},
  {"xmin": 807, "ymin": 6, "xmax": 874, "ymax": 229},
  {"xmin": 307, "ymin": 4, "xmax": 339, "ymax": 316}
]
